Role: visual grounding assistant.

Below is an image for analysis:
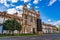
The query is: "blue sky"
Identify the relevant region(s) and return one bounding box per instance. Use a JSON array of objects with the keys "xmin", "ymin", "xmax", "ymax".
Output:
[{"xmin": 0, "ymin": 0, "xmax": 60, "ymax": 26}]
